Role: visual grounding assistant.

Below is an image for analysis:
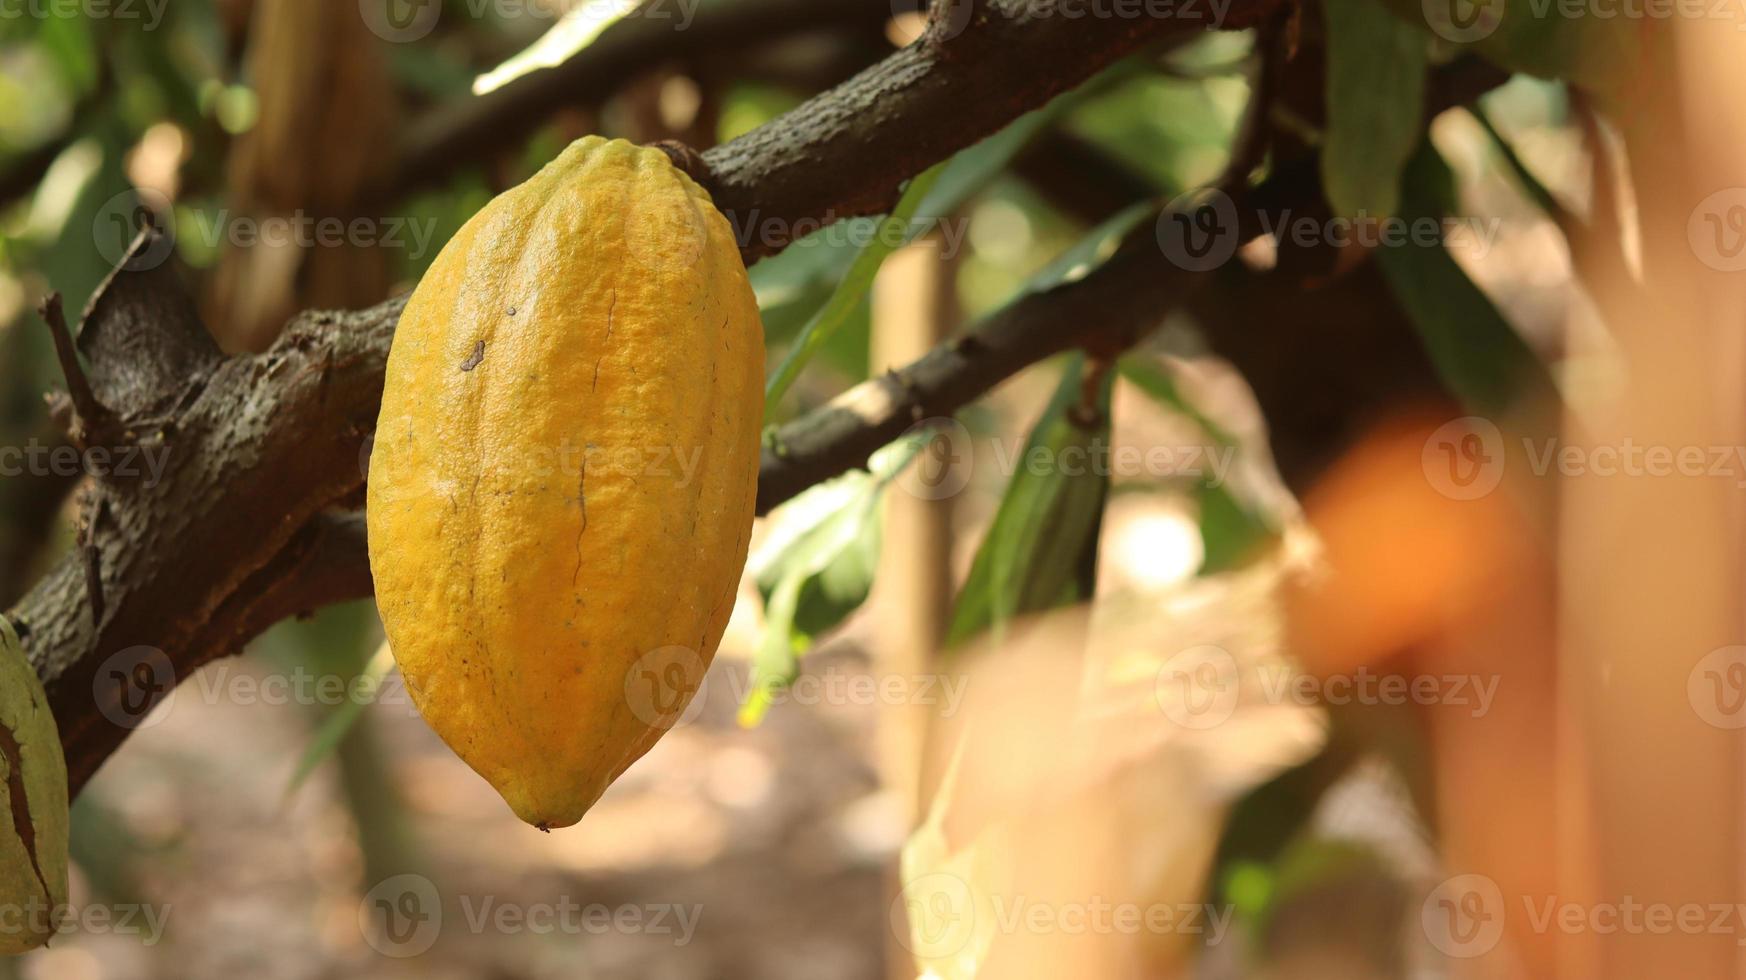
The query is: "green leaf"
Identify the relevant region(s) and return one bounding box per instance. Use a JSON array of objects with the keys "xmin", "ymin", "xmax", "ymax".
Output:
[
  {"xmin": 35, "ymin": 13, "xmax": 99, "ymax": 93},
  {"xmin": 1025, "ymin": 201, "xmax": 1155, "ymax": 294},
  {"xmin": 1322, "ymin": 0, "xmax": 1428, "ymax": 218},
  {"xmin": 946, "ymin": 356, "xmax": 1113, "ymax": 649},
  {"xmin": 742, "ymin": 438, "xmax": 925, "ymax": 725},
  {"xmin": 1117, "ymin": 355, "xmax": 1276, "ymax": 575},
  {"xmin": 1414, "ymin": 0, "xmax": 1645, "ymax": 97},
  {"xmin": 762, "ymin": 164, "xmax": 946, "ymax": 417},
  {"xmin": 1116, "ymin": 354, "xmax": 1238, "ymax": 447},
  {"xmin": 759, "ymin": 58, "xmax": 1152, "ymax": 419},
  {"xmin": 749, "ymin": 233, "xmax": 870, "ymax": 385},
  {"xmin": 1375, "ymin": 141, "xmax": 1558, "ymax": 416},
  {"xmin": 917, "ymin": 56, "xmax": 1151, "ymax": 224},
  {"xmin": 283, "ymin": 643, "xmax": 396, "ymax": 800},
  {"xmin": 1195, "ymin": 480, "xmax": 1273, "ymax": 575},
  {"xmin": 1207, "ymin": 741, "xmax": 1358, "ymax": 908}
]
